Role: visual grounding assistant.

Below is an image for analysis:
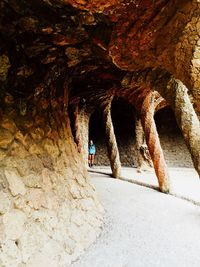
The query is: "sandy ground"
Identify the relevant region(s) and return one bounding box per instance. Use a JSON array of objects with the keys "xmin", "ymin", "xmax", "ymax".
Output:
[{"xmin": 72, "ymin": 167, "xmax": 200, "ymax": 267}]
